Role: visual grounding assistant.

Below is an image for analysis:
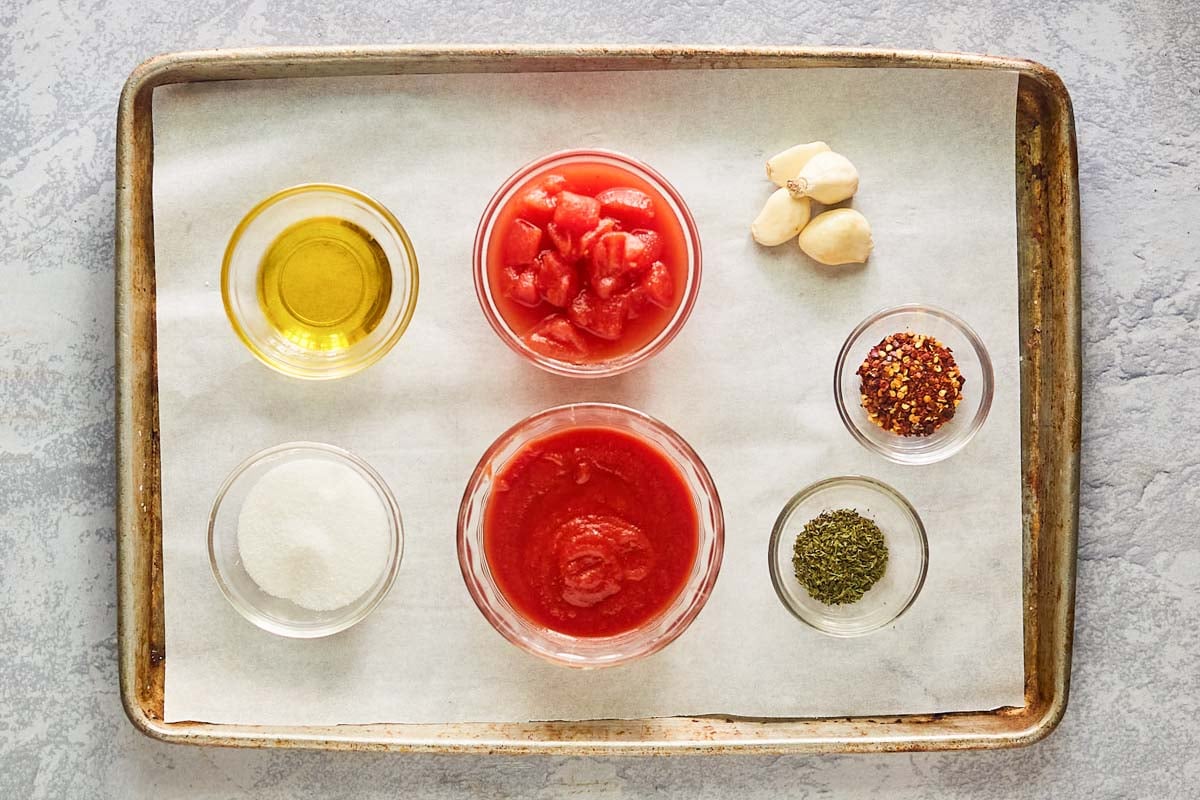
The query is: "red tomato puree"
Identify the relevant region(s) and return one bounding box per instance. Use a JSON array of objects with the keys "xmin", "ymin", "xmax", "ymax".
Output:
[
  {"xmin": 486, "ymin": 161, "xmax": 690, "ymax": 363},
  {"xmin": 483, "ymin": 427, "xmax": 700, "ymax": 637}
]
